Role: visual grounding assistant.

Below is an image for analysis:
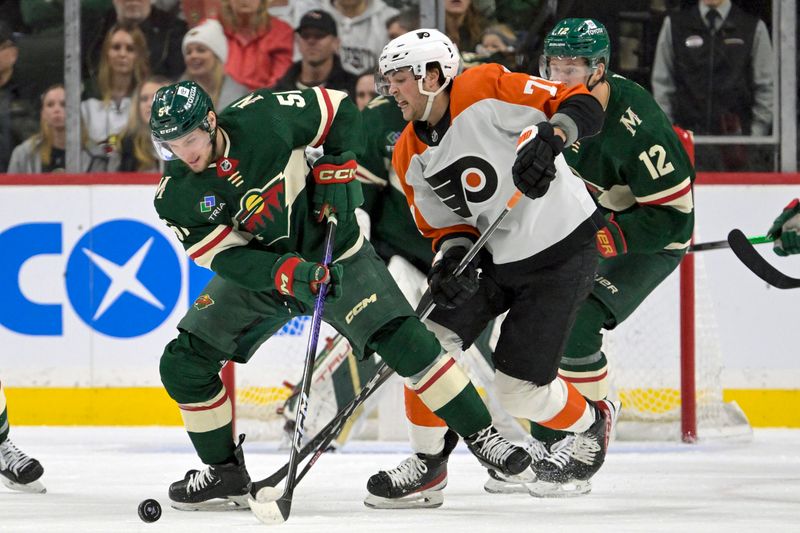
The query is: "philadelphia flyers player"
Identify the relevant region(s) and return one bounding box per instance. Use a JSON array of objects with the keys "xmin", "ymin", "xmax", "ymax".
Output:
[{"xmin": 364, "ymin": 29, "xmax": 619, "ymax": 508}]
